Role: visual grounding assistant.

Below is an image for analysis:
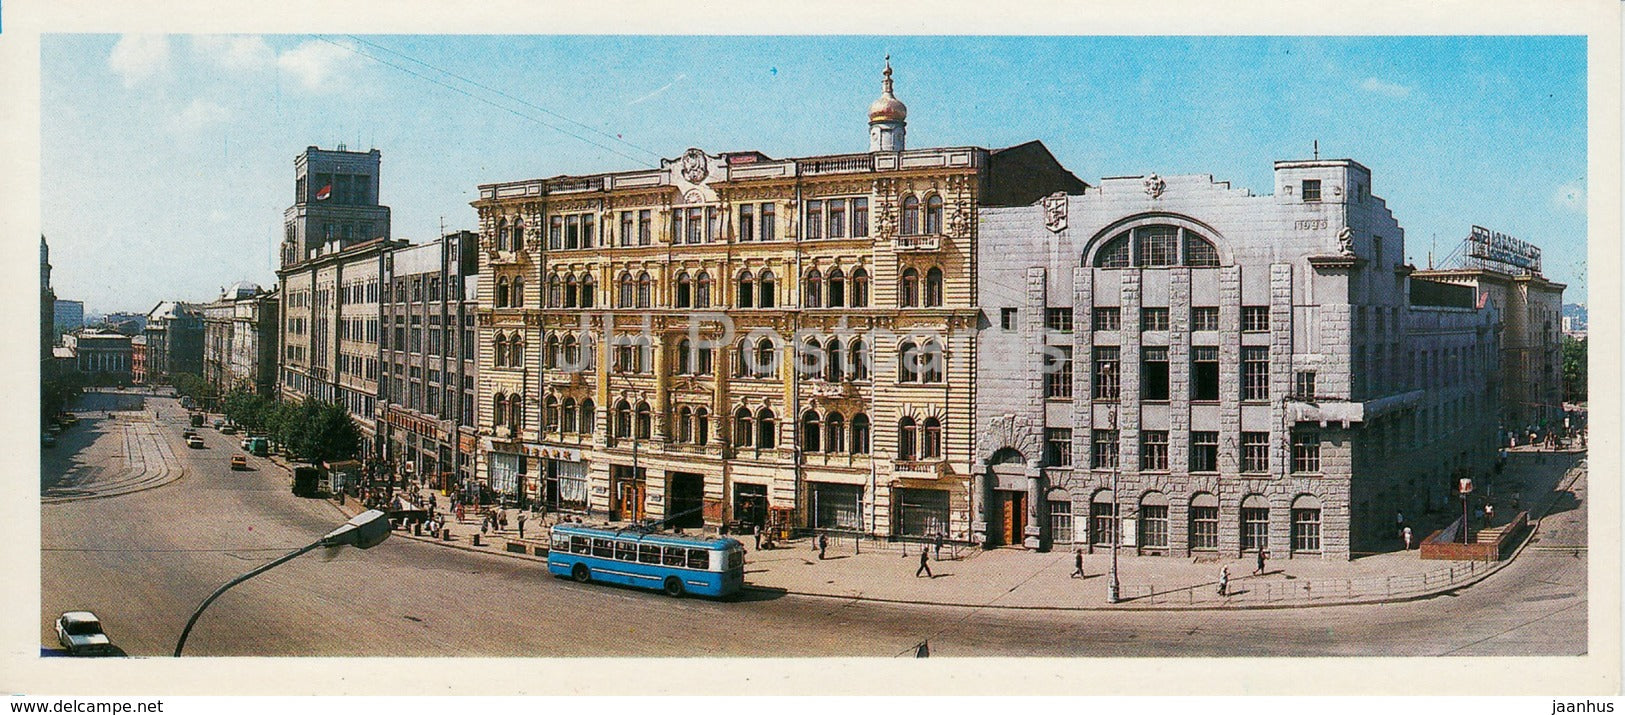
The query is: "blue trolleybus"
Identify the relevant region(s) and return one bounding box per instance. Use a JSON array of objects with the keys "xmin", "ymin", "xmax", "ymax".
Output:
[{"xmin": 547, "ymin": 523, "xmax": 746, "ymax": 598}]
